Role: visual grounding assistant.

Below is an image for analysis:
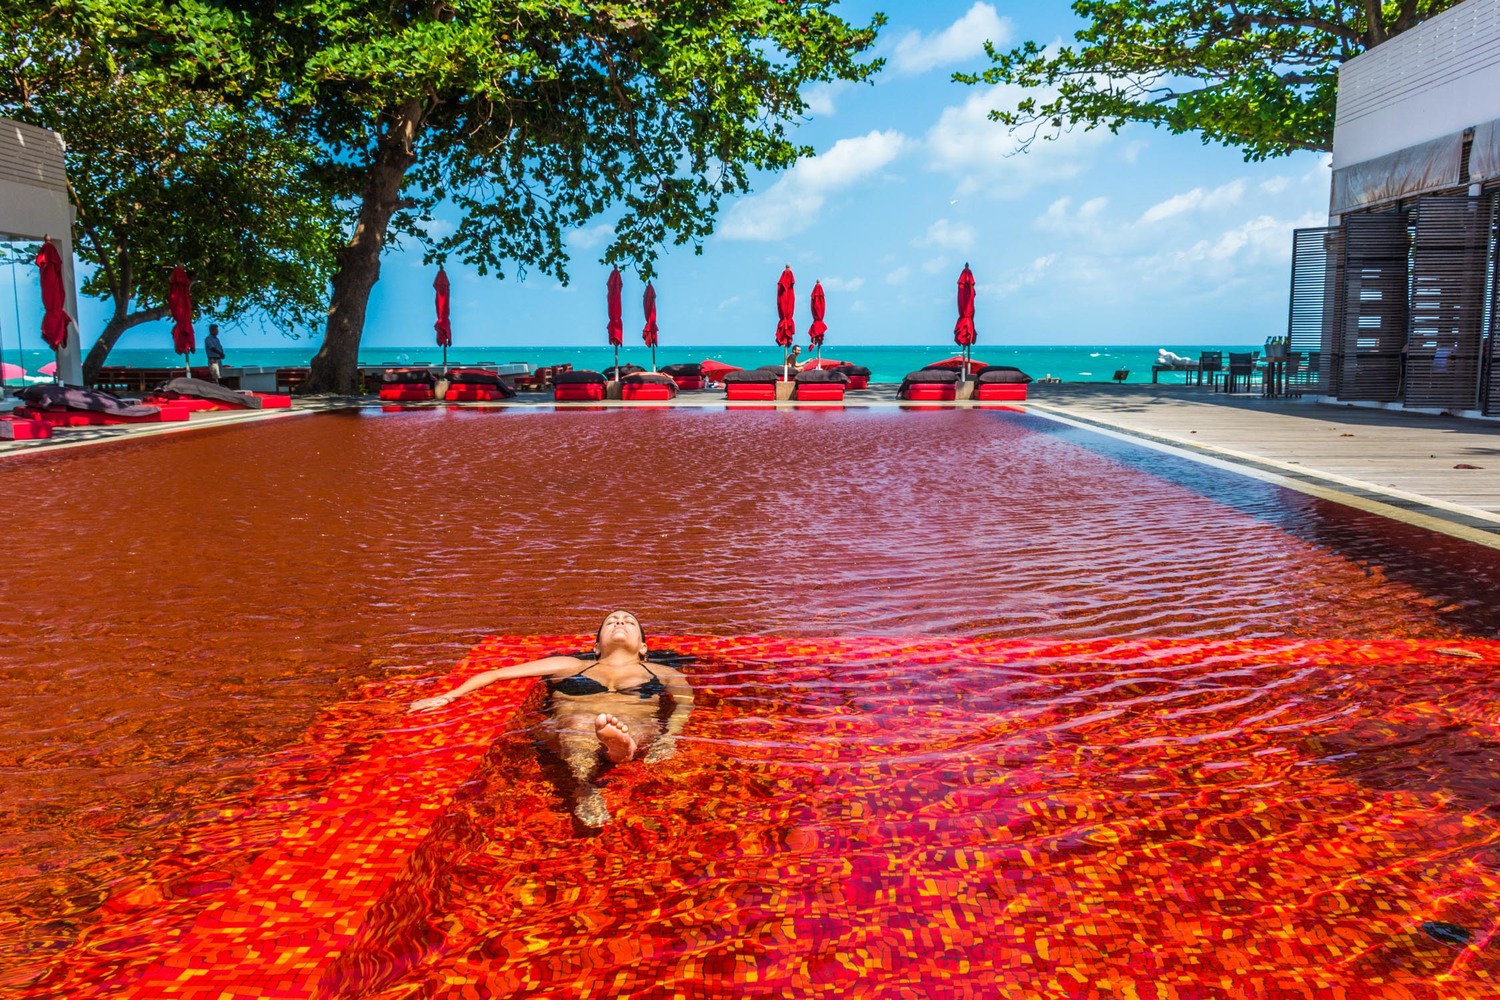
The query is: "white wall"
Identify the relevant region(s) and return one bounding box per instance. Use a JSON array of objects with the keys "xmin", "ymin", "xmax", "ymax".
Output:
[
  {"xmin": 0, "ymin": 118, "xmax": 80, "ymax": 385},
  {"xmin": 1334, "ymin": 0, "xmax": 1500, "ymax": 169}
]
